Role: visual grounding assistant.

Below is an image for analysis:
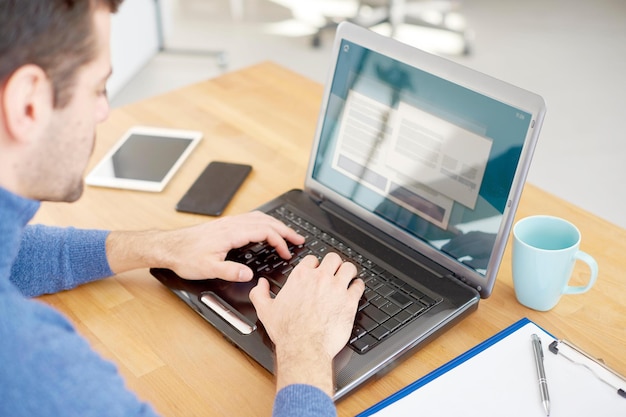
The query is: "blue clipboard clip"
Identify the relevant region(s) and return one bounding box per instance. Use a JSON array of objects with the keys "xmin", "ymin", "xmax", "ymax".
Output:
[{"xmin": 548, "ymin": 339, "xmax": 626, "ymax": 399}]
